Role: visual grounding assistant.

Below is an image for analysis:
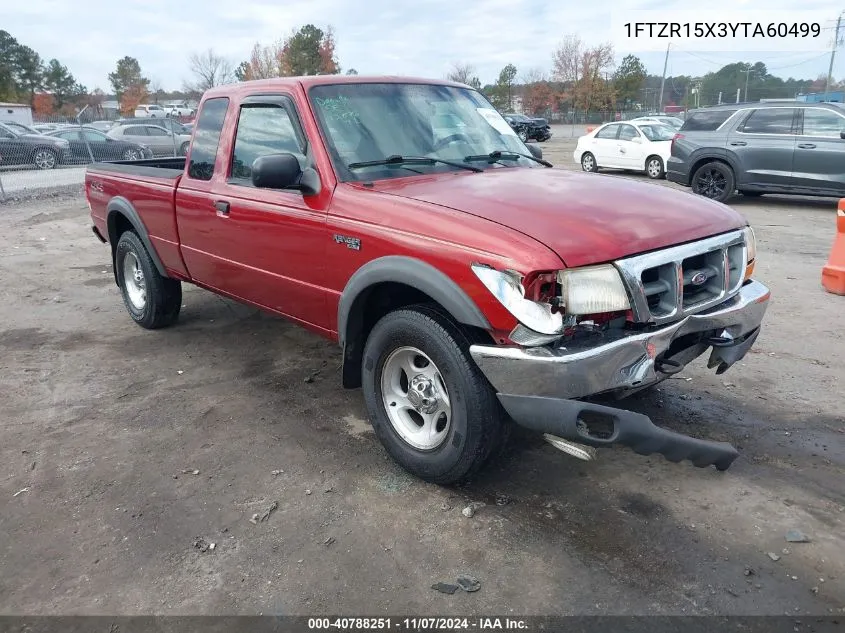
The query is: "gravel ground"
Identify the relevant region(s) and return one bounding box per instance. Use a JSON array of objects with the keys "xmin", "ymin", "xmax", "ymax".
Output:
[{"xmin": 1, "ymin": 130, "xmax": 843, "ymax": 616}]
